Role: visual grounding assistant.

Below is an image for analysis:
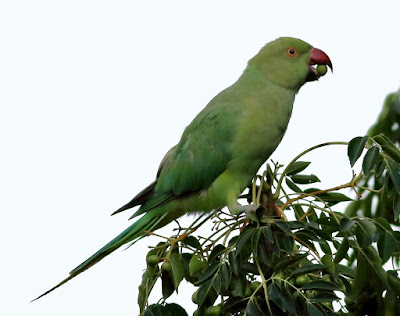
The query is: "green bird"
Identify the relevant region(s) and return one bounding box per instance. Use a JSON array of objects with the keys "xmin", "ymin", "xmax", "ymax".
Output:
[{"xmin": 34, "ymin": 37, "xmax": 332, "ymax": 300}]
